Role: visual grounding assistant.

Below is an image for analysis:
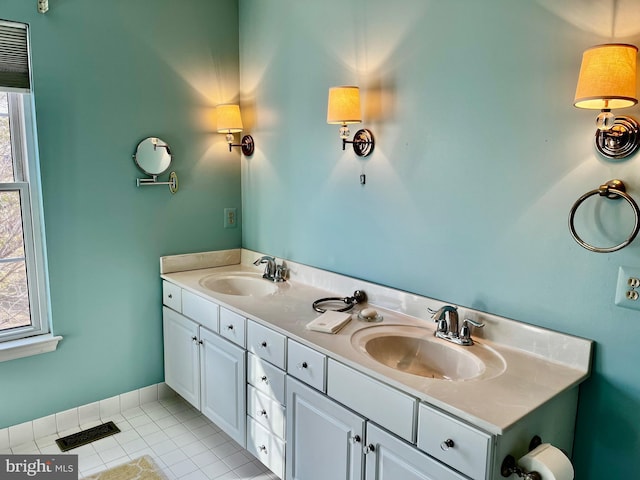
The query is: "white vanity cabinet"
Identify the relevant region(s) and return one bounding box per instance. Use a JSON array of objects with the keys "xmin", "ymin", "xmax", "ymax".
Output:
[
  {"xmin": 161, "ymin": 268, "xmax": 586, "ymax": 480},
  {"xmin": 199, "ymin": 327, "xmax": 246, "ymax": 447},
  {"xmin": 286, "ymin": 377, "xmax": 365, "ymax": 480},
  {"xmin": 364, "ymin": 423, "xmax": 467, "ymax": 480},
  {"xmin": 417, "ymin": 403, "xmax": 492, "ymax": 479},
  {"xmin": 287, "ymin": 339, "xmax": 326, "ymax": 392},
  {"xmin": 163, "ymin": 306, "xmax": 200, "ymax": 408},
  {"xmin": 162, "ymin": 282, "xmax": 246, "ymax": 447},
  {"xmin": 246, "ymin": 320, "xmax": 287, "ymax": 478}
]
